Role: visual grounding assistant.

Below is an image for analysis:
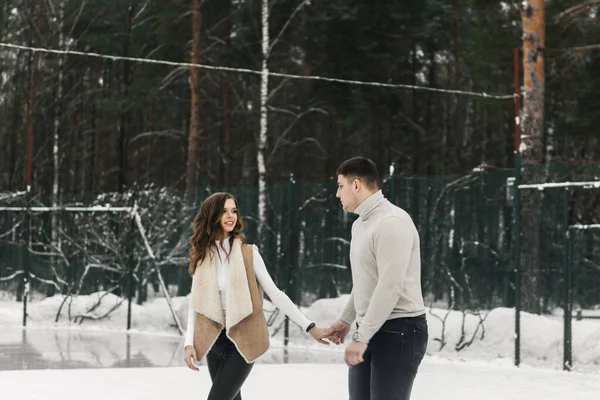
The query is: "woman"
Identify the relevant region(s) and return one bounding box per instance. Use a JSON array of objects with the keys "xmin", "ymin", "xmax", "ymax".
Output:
[{"xmin": 184, "ymin": 192, "xmax": 333, "ymax": 400}]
